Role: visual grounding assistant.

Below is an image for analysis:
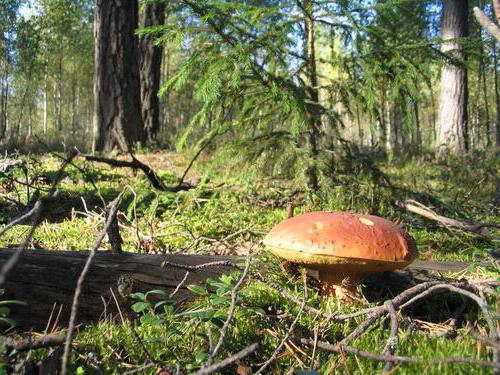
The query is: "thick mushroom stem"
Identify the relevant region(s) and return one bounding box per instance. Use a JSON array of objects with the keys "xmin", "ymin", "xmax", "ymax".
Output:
[{"xmin": 318, "ymin": 270, "xmax": 366, "ymax": 300}]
